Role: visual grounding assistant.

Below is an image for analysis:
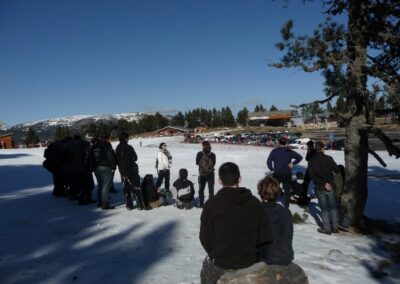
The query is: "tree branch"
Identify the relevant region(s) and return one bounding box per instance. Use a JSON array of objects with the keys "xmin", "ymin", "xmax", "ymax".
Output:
[
  {"xmin": 292, "ymin": 93, "xmax": 339, "ymax": 108},
  {"xmin": 368, "ymin": 148, "xmax": 387, "ymax": 167},
  {"xmin": 367, "ymin": 127, "xmax": 400, "ymax": 158}
]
